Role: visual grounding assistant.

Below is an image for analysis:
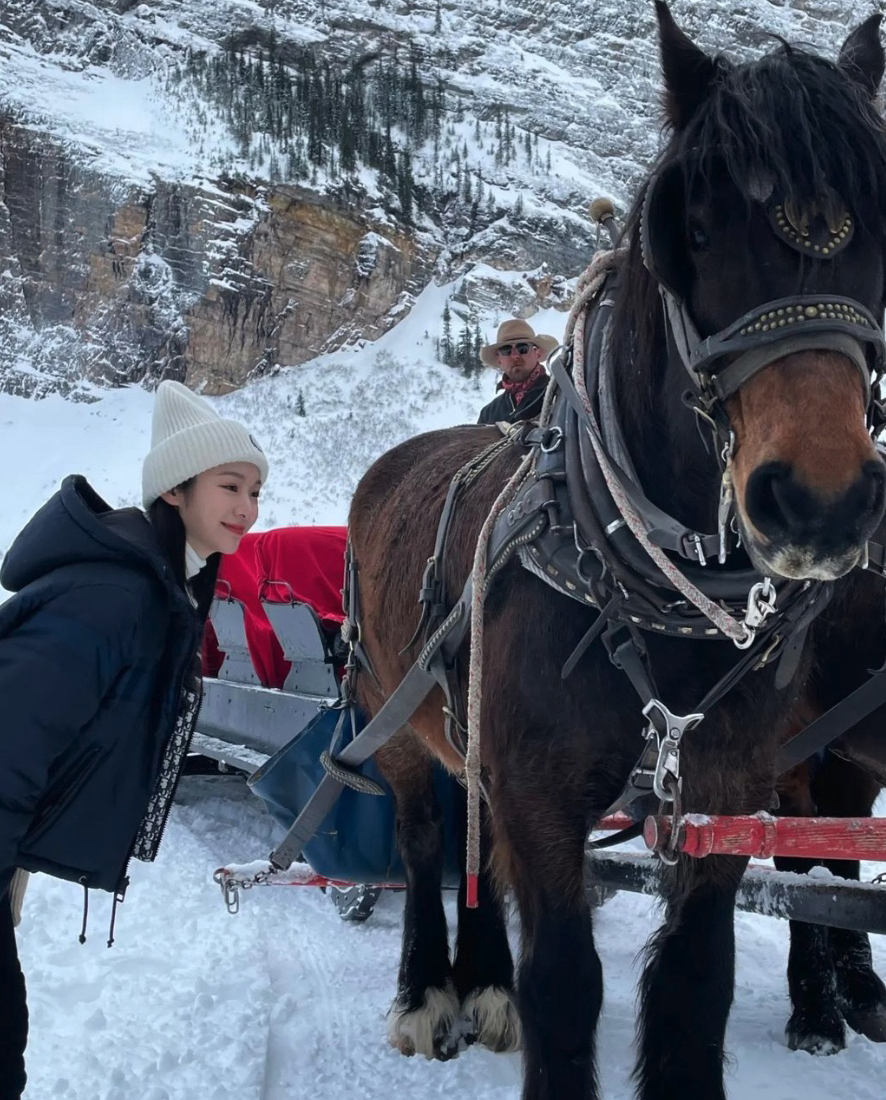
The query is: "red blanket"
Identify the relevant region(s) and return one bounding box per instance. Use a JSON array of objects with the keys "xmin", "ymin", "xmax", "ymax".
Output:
[{"xmin": 201, "ymin": 526, "xmax": 347, "ymax": 688}]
